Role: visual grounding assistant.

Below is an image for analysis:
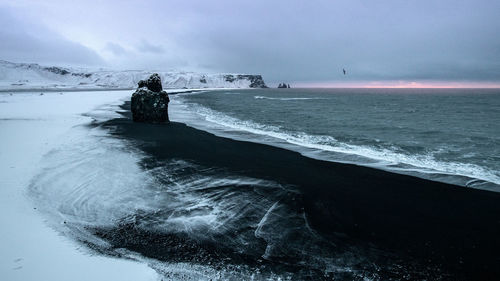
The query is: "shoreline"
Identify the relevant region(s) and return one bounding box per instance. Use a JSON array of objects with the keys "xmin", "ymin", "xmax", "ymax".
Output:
[
  {"xmin": 0, "ymin": 91, "xmax": 158, "ymax": 281},
  {"xmin": 96, "ymin": 101, "xmax": 500, "ymax": 280},
  {"xmin": 170, "ymin": 90, "xmax": 500, "ymax": 191},
  {"xmin": 0, "ymin": 87, "xmax": 254, "ymax": 93},
  {"xmin": 2, "ymin": 88, "xmax": 498, "ymax": 280}
]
